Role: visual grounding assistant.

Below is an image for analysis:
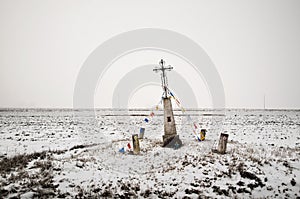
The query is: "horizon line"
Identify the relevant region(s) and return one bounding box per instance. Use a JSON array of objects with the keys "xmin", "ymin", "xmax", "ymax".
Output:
[{"xmin": 0, "ymin": 107, "xmax": 299, "ymax": 111}]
